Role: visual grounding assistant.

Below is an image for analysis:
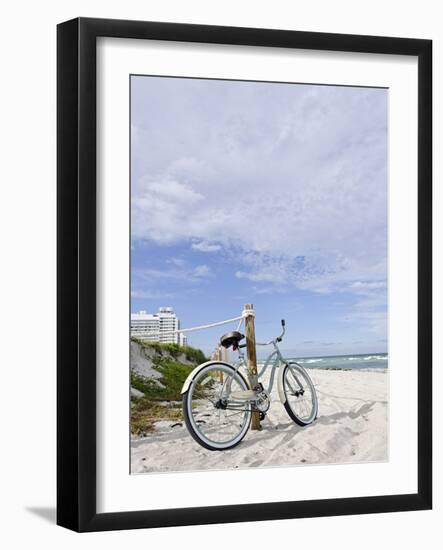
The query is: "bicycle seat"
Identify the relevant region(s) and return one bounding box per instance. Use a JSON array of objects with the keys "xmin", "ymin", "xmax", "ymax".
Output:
[{"xmin": 220, "ymin": 331, "xmax": 245, "ymax": 349}]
